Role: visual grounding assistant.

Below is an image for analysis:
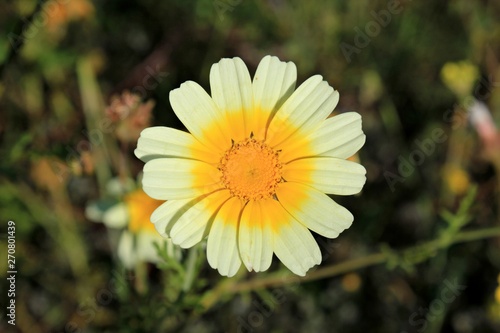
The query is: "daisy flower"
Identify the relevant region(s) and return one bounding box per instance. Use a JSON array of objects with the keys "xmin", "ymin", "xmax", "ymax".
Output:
[
  {"xmin": 135, "ymin": 55, "xmax": 366, "ymax": 276},
  {"xmin": 86, "ymin": 185, "xmax": 172, "ymax": 268},
  {"xmin": 117, "ymin": 188, "xmax": 170, "ymax": 268}
]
